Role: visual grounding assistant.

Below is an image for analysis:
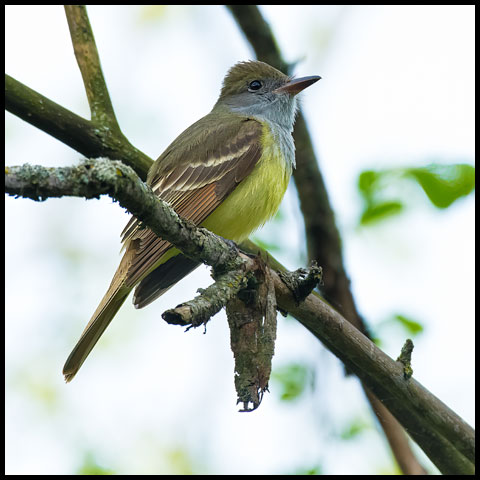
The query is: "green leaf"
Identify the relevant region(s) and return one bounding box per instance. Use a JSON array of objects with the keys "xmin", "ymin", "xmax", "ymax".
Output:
[
  {"xmin": 272, "ymin": 363, "xmax": 313, "ymax": 402},
  {"xmin": 393, "ymin": 314, "xmax": 424, "ymax": 335},
  {"xmin": 406, "ymin": 163, "xmax": 475, "ymax": 208},
  {"xmin": 358, "ymin": 170, "xmax": 381, "ymax": 199},
  {"xmin": 356, "ymin": 162, "xmax": 474, "ymax": 227},
  {"xmin": 360, "ymin": 201, "xmax": 404, "ymax": 225}
]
